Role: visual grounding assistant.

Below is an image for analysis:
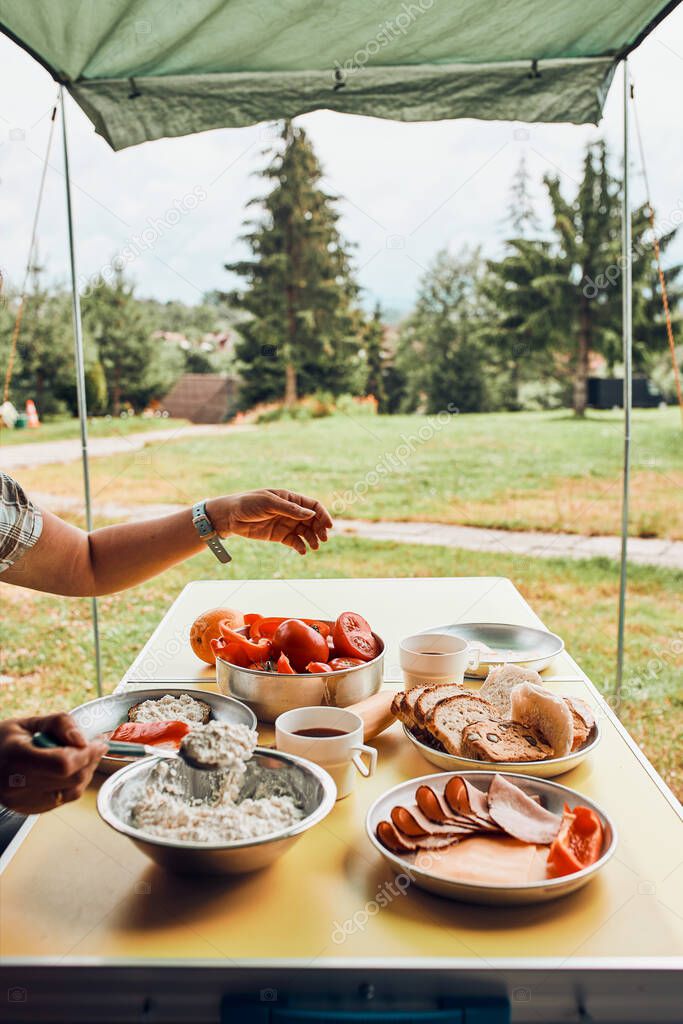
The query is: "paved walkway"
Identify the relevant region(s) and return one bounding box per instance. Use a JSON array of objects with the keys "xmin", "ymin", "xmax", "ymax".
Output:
[
  {"xmin": 24, "ymin": 493, "xmax": 683, "ymax": 570},
  {"xmin": 0, "ymin": 423, "xmax": 250, "ymax": 470}
]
